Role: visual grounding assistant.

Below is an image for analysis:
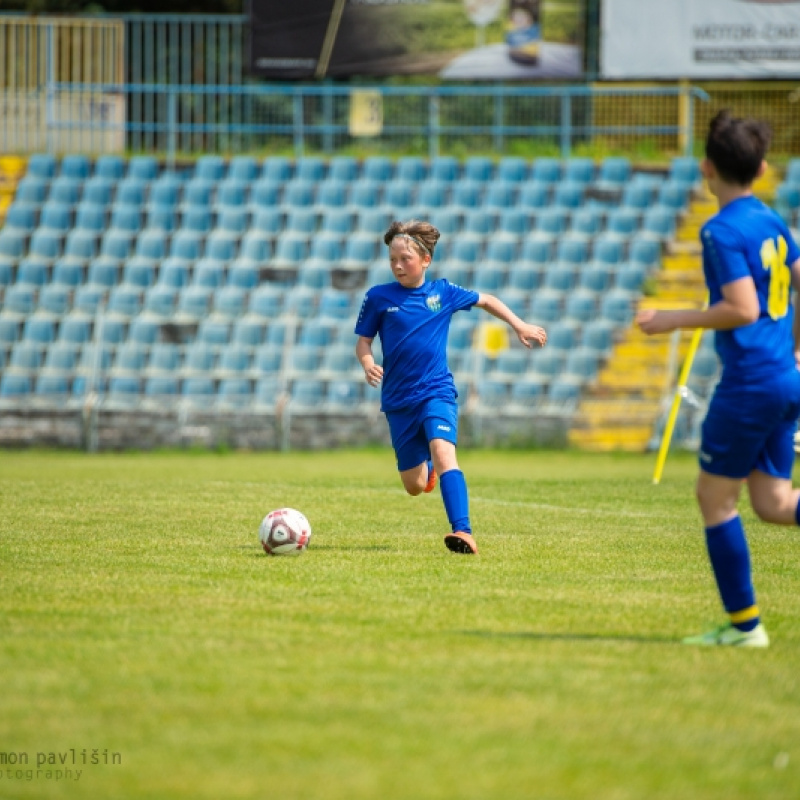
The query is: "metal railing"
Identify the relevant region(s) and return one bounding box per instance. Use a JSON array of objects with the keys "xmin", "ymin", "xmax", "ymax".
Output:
[{"xmin": 31, "ymin": 82, "xmax": 709, "ymax": 164}]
